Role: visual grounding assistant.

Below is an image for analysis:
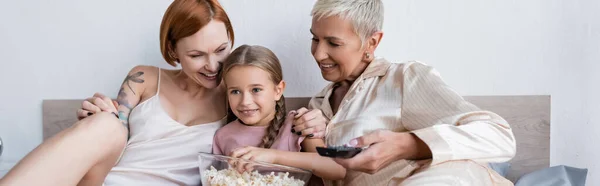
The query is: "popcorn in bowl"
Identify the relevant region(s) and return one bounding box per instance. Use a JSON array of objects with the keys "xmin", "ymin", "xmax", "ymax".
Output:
[
  {"xmin": 202, "ymin": 166, "xmax": 305, "ymax": 186},
  {"xmin": 199, "ymin": 152, "xmax": 312, "ymax": 186}
]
